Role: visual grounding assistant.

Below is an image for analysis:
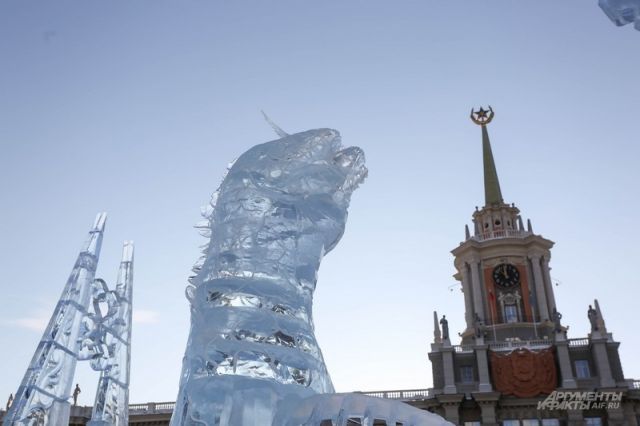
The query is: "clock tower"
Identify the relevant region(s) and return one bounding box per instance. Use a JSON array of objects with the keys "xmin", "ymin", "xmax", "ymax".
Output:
[
  {"xmin": 426, "ymin": 108, "xmax": 638, "ymax": 426},
  {"xmin": 452, "ymin": 106, "xmax": 557, "ymax": 344}
]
